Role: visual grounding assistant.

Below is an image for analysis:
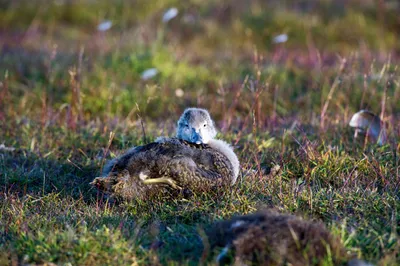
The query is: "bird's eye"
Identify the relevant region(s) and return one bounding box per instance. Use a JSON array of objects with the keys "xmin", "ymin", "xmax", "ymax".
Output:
[
  {"xmin": 203, "ymin": 124, "xmax": 207, "ymax": 127},
  {"xmin": 185, "ymin": 124, "xmax": 189, "ymax": 128}
]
